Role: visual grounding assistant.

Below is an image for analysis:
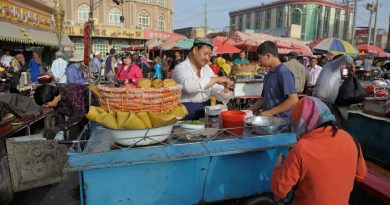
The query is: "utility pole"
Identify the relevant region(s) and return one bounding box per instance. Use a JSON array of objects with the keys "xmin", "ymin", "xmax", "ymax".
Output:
[
  {"xmin": 366, "ymin": 3, "xmax": 375, "ymax": 45},
  {"xmin": 373, "ymin": 0, "xmax": 379, "ymax": 46},
  {"xmin": 89, "ymin": 0, "xmax": 95, "ymax": 82},
  {"xmin": 388, "ymin": 14, "xmax": 390, "ymax": 49},
  {"xmin": 345, "ymin": 0, "xmax": 350, "ymax": 41},
  {"xmin": 351, "ymin": 0, "xmax": 358, "ymax": 44},
  {"xmin": 204, "ymin": 2, "xmax": 207, "ymax": 38}
]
